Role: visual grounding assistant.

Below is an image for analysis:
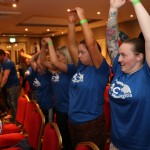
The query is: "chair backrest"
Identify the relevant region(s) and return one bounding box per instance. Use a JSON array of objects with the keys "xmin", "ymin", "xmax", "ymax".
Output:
[
  {"xmin": 26, "ymin": 101, "xmax": 45, "ymax": 150},
  {"xmin": 42, "ymin": 122, "xmax": 62, "ymax": 150},
  {"xmin": 76, "ymin": 142, "xmax": 100, "ymax": 150},
  {"xmin": 15, "ymin": 94, "xmax": 30, "ymax": 124},
  {"xmin": 22, "ymin": 100, "xmax": 39, "ymax": 135}
]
